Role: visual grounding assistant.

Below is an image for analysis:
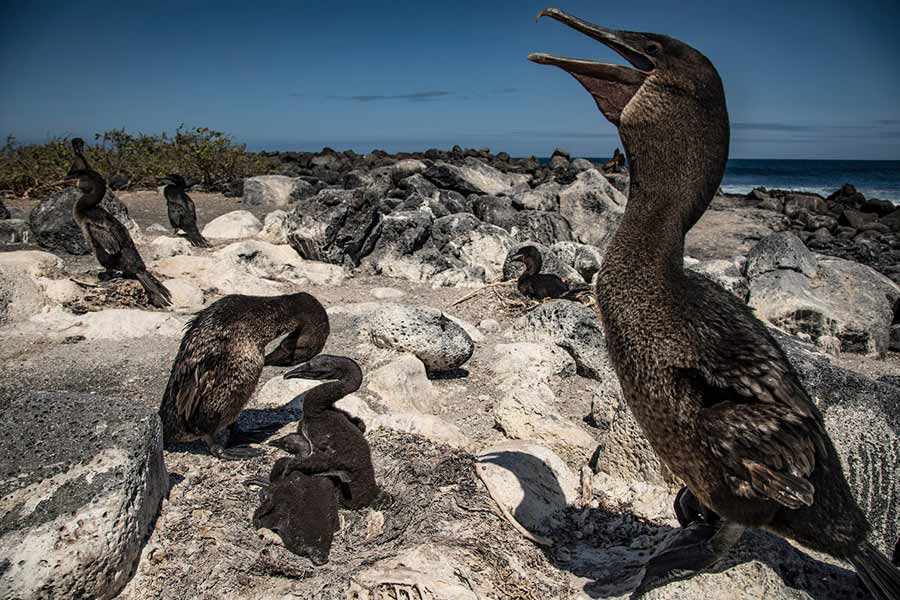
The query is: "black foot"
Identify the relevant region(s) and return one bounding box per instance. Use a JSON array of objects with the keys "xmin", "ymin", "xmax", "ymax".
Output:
[
  {"xmin": 674, "ymin": 486, "xmax": 720, "ymax": 528},
  {"xmin": 632, "ymin": 520, "xmax": 745, "ymax": 598},
  {"xmin": 228, "ymin": 421, "xmax": 286, "ymax": 445},
  {"xmin": 97, "ymin": 270, "xmax": 119, "ymax": 282}
]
